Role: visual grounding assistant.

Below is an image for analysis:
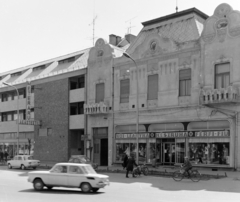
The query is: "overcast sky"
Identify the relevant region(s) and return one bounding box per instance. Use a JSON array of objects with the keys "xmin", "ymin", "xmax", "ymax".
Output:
[{"xmin": 1, "ymin": 0, "xmax": 240, "ymax": 74}]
